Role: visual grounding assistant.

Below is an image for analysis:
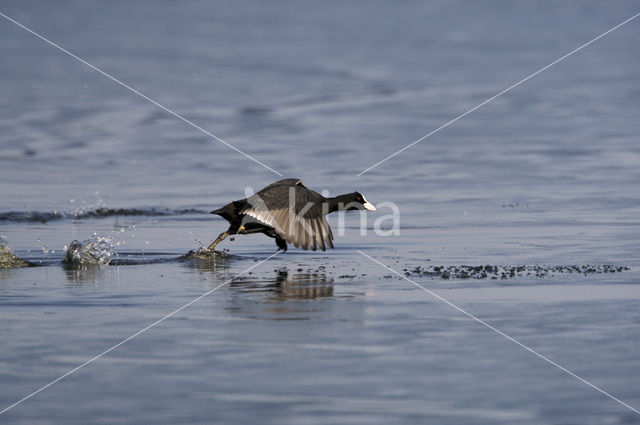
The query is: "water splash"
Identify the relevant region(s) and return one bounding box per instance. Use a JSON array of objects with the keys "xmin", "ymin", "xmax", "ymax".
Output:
[
  {"xmin": 183, "ymin": 247, "xmax": 231, "ymax": 261},
  {"xmin": 63, "ymin": 235, "xmax": 115, "ymax": 266},
  {"xmin": 0, "ymin": 237, "xmax": 34, "ymax": 268},
  {"xmin": 72, "ymin": 193, "xmax": 107, "ymax": 218}
]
